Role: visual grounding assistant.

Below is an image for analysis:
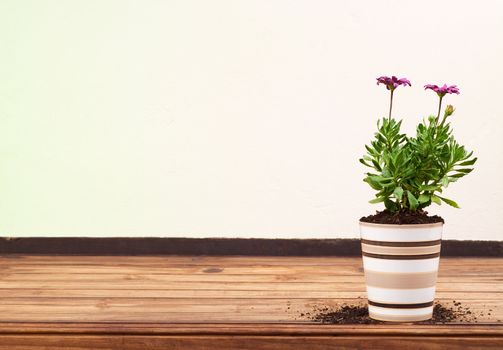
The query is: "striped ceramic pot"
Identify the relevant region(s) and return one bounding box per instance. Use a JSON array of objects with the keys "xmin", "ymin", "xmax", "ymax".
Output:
[{"xmin": 359, "ymin": 221, "xmax": 443, "ymax": 322}]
